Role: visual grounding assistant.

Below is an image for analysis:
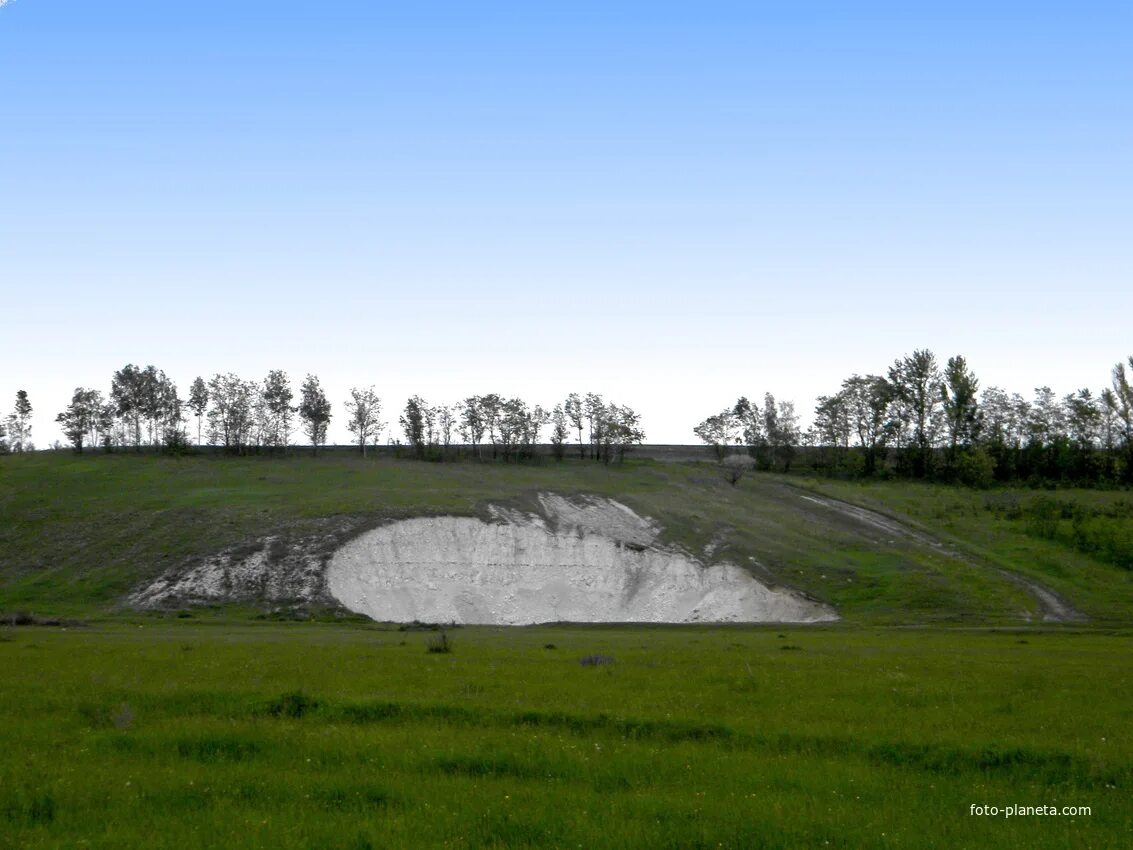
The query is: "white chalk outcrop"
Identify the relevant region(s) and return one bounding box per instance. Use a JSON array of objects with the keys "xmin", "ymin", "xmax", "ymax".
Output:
[{"xmin": 326, "ymin": 495, "xmax": 835, "ymax": 625}]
